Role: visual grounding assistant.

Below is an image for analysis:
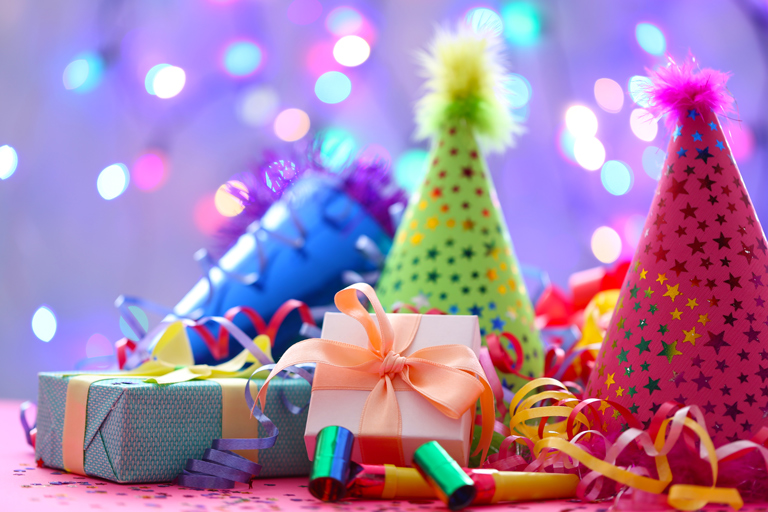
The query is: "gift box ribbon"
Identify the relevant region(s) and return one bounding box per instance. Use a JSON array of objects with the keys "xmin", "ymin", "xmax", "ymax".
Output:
[
  {"xmin": 256, "ymin": 283, "xmax": 494, "ymax": 465},
  {"xmin": 58, "ymin": 317, "xmax": 289, "ymax": 477}
]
